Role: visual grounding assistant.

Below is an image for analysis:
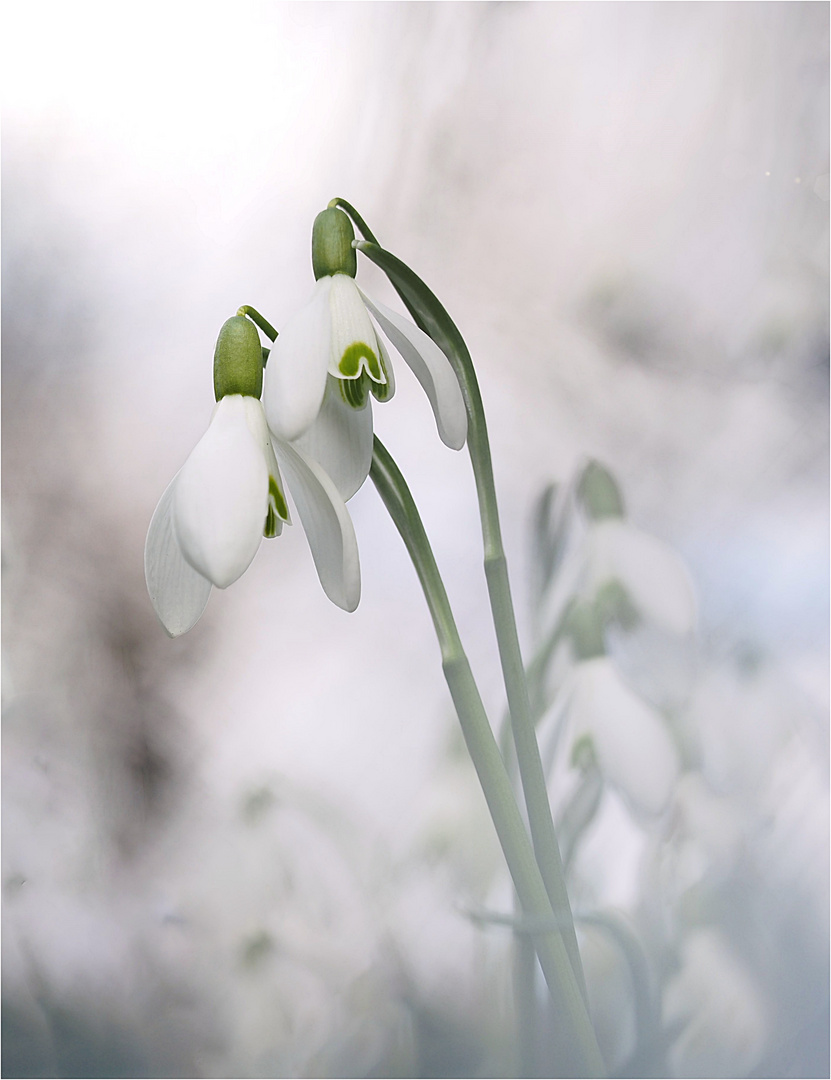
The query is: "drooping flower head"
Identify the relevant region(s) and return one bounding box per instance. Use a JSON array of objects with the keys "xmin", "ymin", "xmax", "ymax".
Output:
[
  {"xmin": 263, "ymin": 207, "xmax": 467, "ymax": 501},
  {"xmin": 577, "ymin": 460, "xmax": 697, "ymax": 637},
  {"xmin": 559, "ymin": 600, "xmax": 681, "ymax": 817},
  {"xmin": 145, "ymin": 315, "xmax": 360, "ymax": 636}
]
